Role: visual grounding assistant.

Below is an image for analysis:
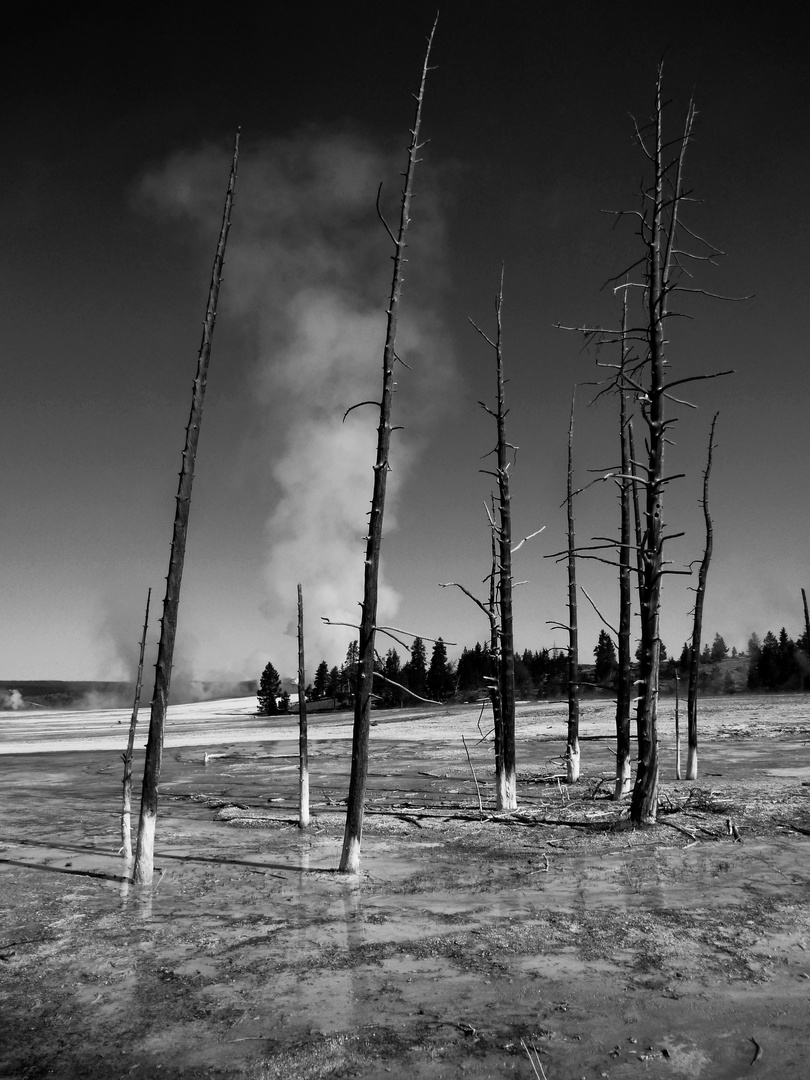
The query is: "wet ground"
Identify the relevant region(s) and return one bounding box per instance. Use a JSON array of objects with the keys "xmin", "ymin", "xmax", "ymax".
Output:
[{"xmin": 1, "ymin": 696, "xmax": 809, "ymax": 1079}]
